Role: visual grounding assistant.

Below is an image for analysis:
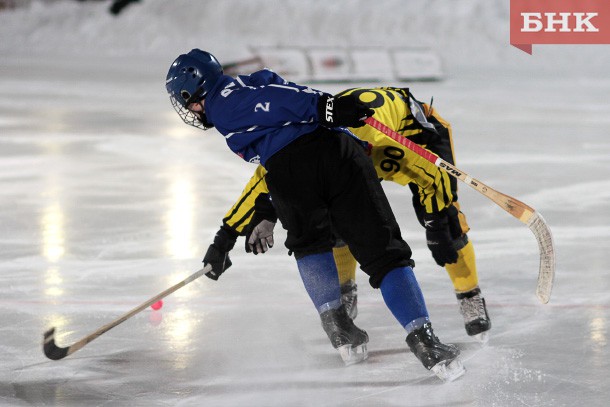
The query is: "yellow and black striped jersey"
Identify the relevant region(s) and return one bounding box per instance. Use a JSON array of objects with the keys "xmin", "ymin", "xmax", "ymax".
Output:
[
  {"xmin": 222, "ymin": 87, "xmax": 456, "ymax": 234},
  {"xmin": 221, "ymin": 165, "xmax": 269, "ymax": 235}
]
